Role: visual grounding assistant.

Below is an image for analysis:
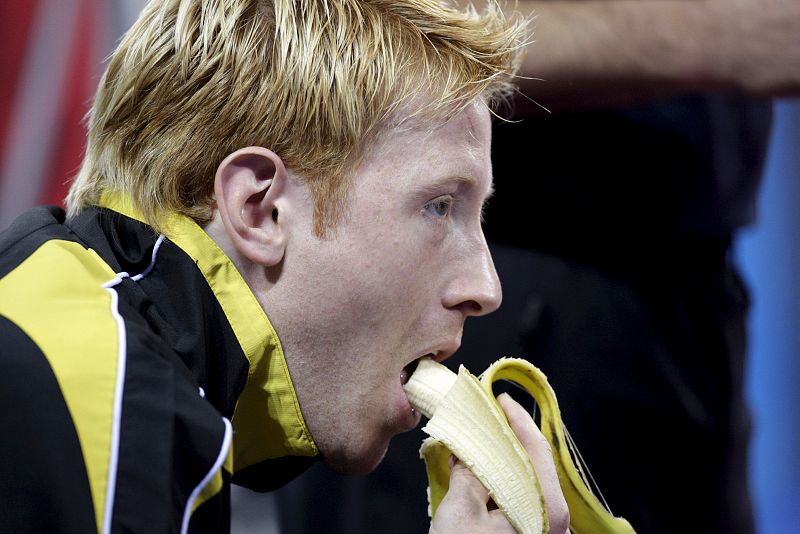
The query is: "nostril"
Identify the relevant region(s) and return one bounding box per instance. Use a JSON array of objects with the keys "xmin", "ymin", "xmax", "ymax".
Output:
[
  {"xmin": 442, "ymin": 261, "xmax": 502, "ymax": 316},
  {"xmin": 465, "ymin": 287, "xmax": 501, "ymax": 316},
  {"xmin": 464, "ymin": 300, "xmax": 483, "ymax": 315}
]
